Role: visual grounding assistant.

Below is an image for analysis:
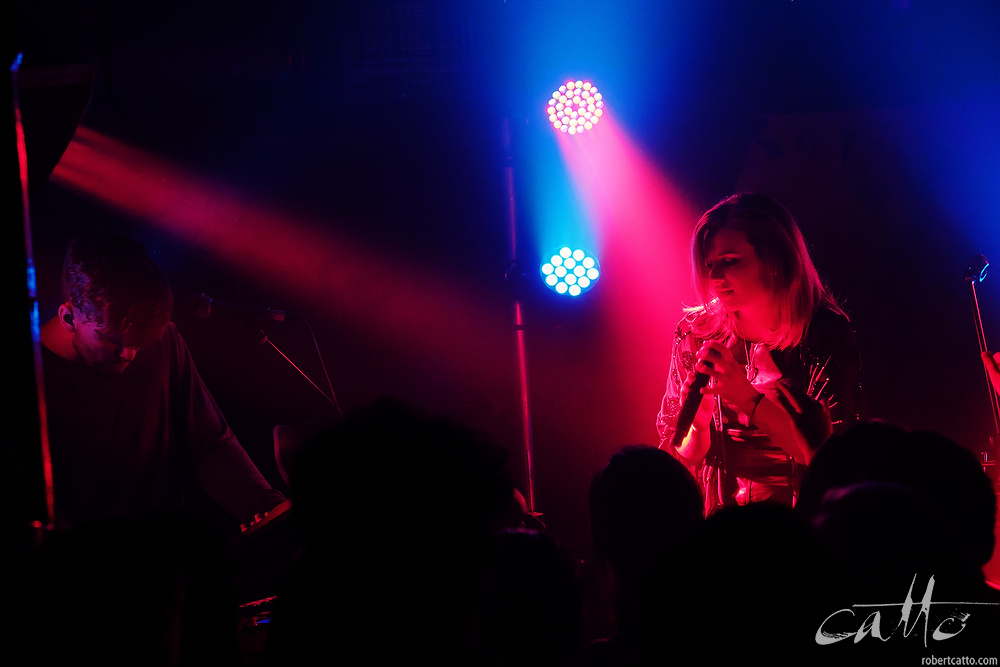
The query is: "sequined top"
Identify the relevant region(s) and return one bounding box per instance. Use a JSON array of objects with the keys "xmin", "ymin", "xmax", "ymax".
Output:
[{"xmin": 655, "ymin": 305, "xmax": 861, "ymax": 515}]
